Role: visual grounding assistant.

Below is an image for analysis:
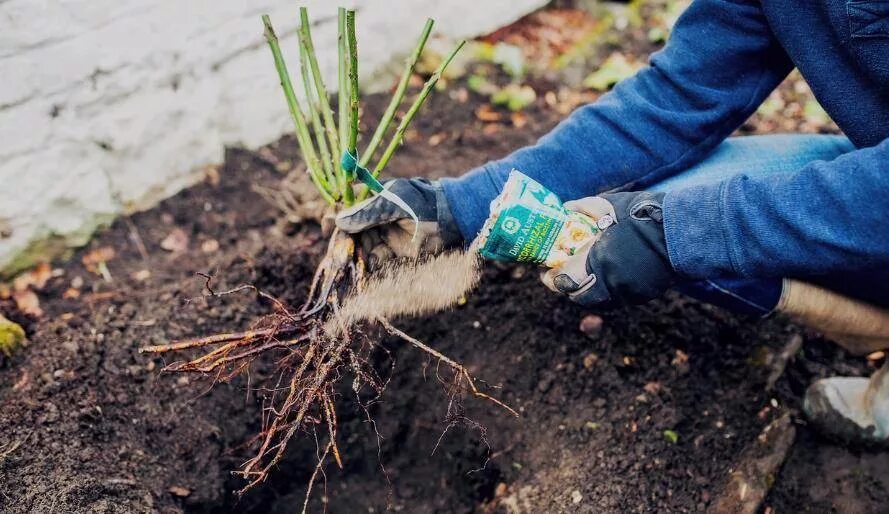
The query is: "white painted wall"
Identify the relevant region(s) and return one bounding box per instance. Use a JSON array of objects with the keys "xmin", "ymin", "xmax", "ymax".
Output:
[{"xmin": 0, "ymin": 0, "xmax": 546, "ymax": 275}]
